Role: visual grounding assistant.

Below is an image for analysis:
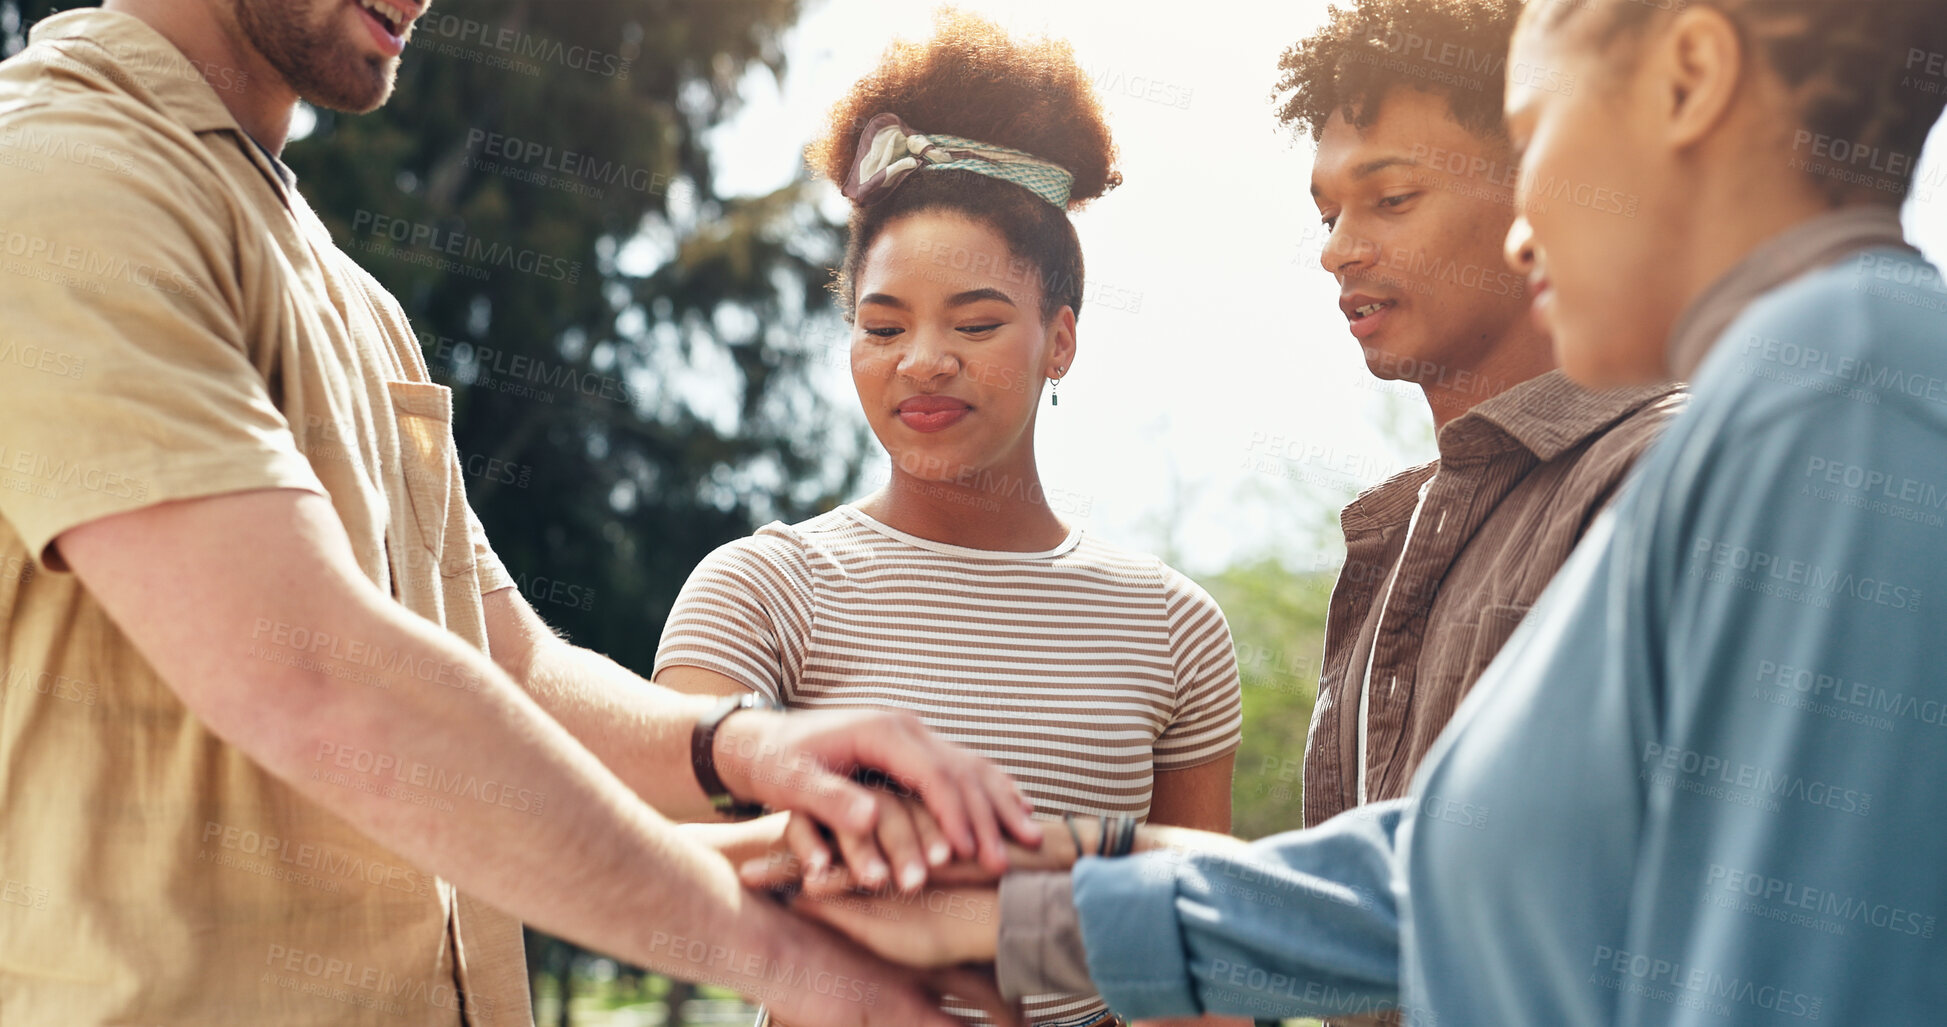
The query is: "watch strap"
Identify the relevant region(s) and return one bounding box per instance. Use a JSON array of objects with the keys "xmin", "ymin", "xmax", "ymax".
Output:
[{"xmin": 691, "ymin": 693, "xmax": 779, "ymax": 819}]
